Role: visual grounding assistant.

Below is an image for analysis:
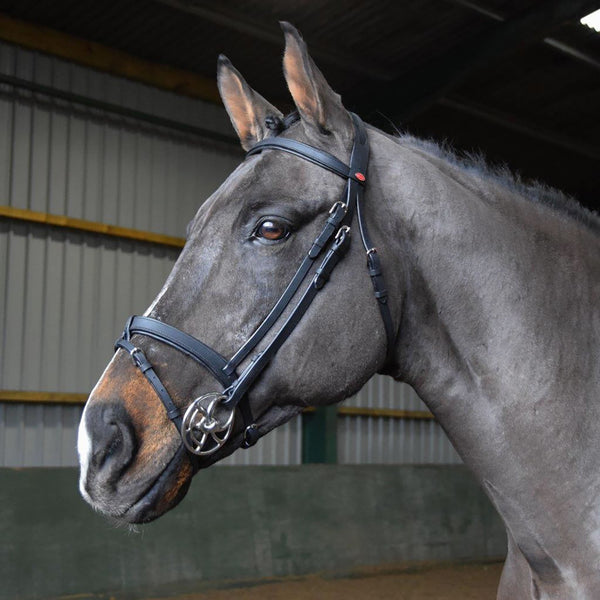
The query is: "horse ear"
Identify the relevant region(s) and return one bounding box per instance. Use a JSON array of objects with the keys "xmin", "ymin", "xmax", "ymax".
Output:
[
  {"xmin": 281, "ymin": 22, "xmax": 350, "ymax": 136},
  {"xmin": 217, "ymin": 55, "xmax": 283, "ymax": 151}
]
